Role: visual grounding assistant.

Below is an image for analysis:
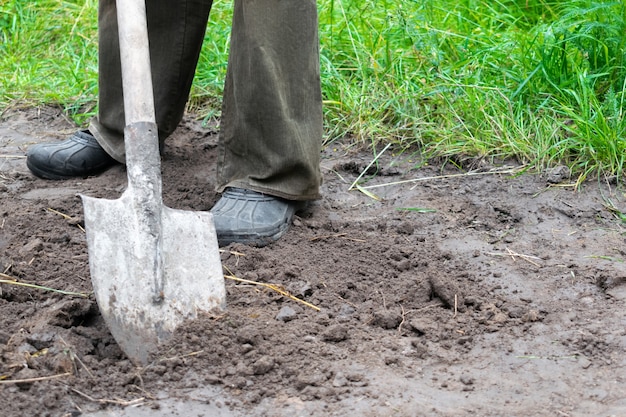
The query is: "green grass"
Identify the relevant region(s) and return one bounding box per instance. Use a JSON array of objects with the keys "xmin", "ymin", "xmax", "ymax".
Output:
[
  {"xmin": 0, "ymin": 0, "xmax": 98, "ymax": 124},
  {"xmin": 1, "ymin": 0, "xmax": 625, "ymax": 181}
]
